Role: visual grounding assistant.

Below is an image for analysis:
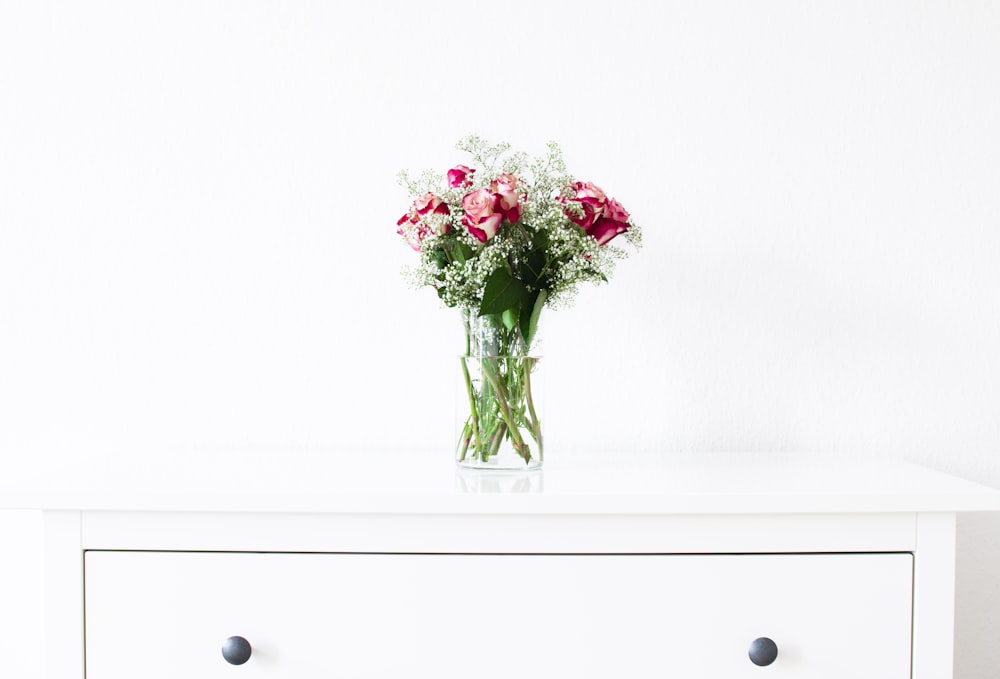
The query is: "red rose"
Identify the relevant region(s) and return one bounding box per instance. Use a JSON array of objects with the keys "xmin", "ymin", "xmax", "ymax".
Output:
[
  {"xmin": 461, "ymin": 188, "xmax": 503, "ymax": 242},
  {"xmin": 447, "ymin": 165, "xmax": 475, "ymax": 188}
]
